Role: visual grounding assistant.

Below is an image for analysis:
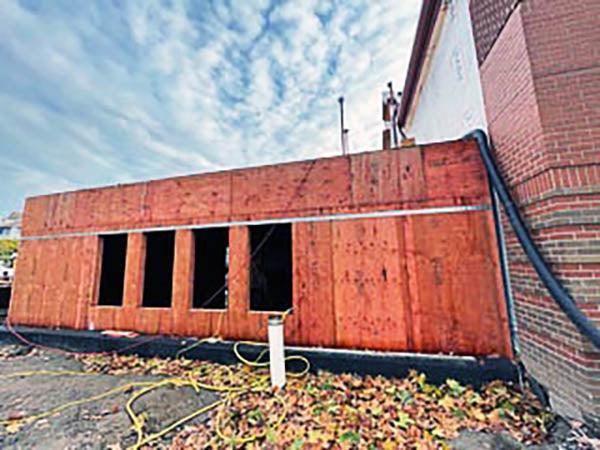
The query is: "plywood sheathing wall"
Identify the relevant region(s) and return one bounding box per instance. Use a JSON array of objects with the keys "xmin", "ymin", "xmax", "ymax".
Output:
[{"xmin": 10, "ymin": 140, "xmax": 512, "ymax": 357}]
